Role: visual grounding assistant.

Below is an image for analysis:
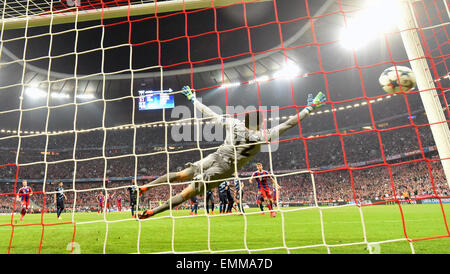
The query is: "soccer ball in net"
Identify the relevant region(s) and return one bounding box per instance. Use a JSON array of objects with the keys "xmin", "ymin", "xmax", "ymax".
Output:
[{"xmin": 378, "ymin": 66, "xmax": 416, "ymax": 93}]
